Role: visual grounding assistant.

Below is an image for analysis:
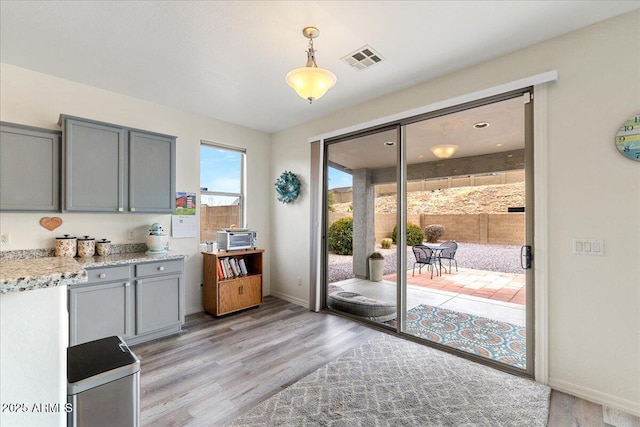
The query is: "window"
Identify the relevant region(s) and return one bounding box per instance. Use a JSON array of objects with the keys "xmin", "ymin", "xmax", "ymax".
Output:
[{"xmin": 200, "ymin": 142, "xmax": 245, "ymax": 243}]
